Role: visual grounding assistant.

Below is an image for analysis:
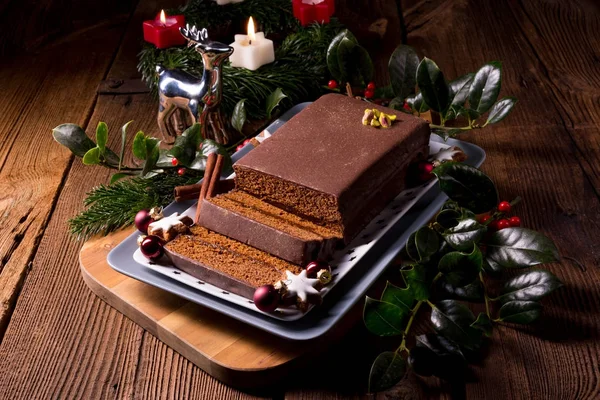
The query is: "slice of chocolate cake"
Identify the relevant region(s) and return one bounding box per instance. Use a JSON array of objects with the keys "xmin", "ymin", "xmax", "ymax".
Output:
[
  {"xmin": 197, "ymin": 190, "xmax": 343, "ymax": 265},
  {"xmin": 165, "ymin": 226, "xmax": 302, "ymax": 299},
  {"xmin": 233, "ymin": 93, "xmax": 430, "ymax": 242}
]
